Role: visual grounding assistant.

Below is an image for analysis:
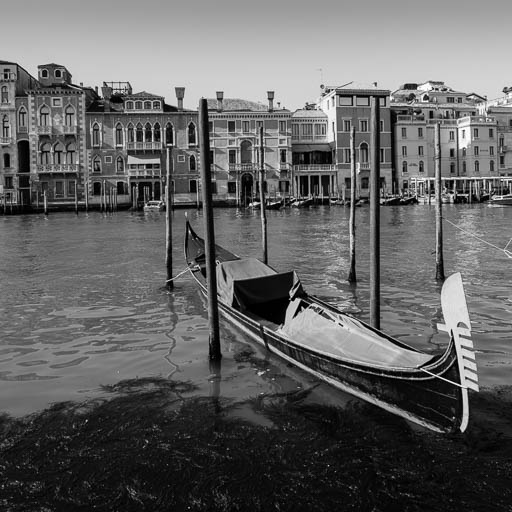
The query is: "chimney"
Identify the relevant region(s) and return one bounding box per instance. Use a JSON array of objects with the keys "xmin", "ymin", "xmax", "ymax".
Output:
[
  {"xmin": 267, "ymin": 91, "xmax": 274, "ymax": 112},
  {"xmin": 175, "ymin": 87, "xmax": 185, "ymax": 111},
  {"xmin": 373, "ymin": 82, "xmax": 378, "ymax": 88},
  {"xmin": 101, "ymin": 85, "xmax": 113, "ymax": 112},
  {"xmin": 216, "ymin": 91, "xmax": 224, "ymax": 112}
]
